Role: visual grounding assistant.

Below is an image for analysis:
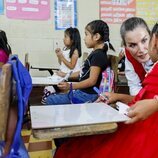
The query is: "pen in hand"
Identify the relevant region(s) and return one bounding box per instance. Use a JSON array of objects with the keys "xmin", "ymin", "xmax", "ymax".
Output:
[{"xmin": 93, "ymin": 87, "xmax": 108, "ymax": 101}]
